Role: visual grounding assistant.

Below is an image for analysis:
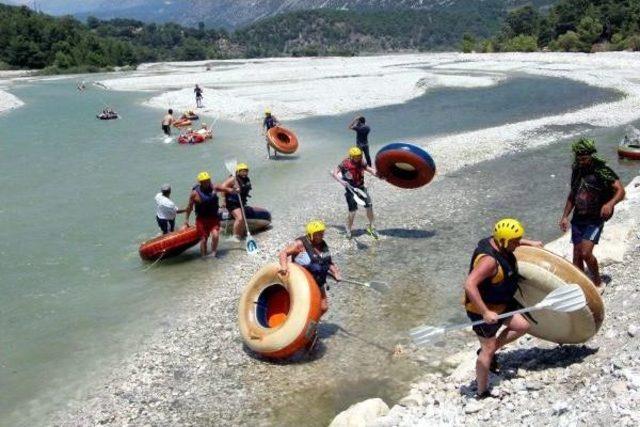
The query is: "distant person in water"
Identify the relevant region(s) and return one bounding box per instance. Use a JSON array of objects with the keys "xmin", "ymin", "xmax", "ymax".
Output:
[
  {"xmin": 559, "ymin": 138, "xmax": 625, "ymax": 289},
  {"xmin": 155, "ymin": 184, "xmax": 185, "ymax": 234},
  {"xmin": 77, "ymin": 81, "xmax": 86, "ymax": 91},
  {"xmin": 194, "ymin": 84, "xmax": 203, "ymax": 108},
  {"xmin": 348, "ymin": 115, "xmax": 372, "ymax": 166},
  {"xmin": 161, "ymin": 109, "xmax": 174, "ymax": 136},
  {"xmin": 263, "ymin": 109, "xmax": 280, "ymax": 159}
]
